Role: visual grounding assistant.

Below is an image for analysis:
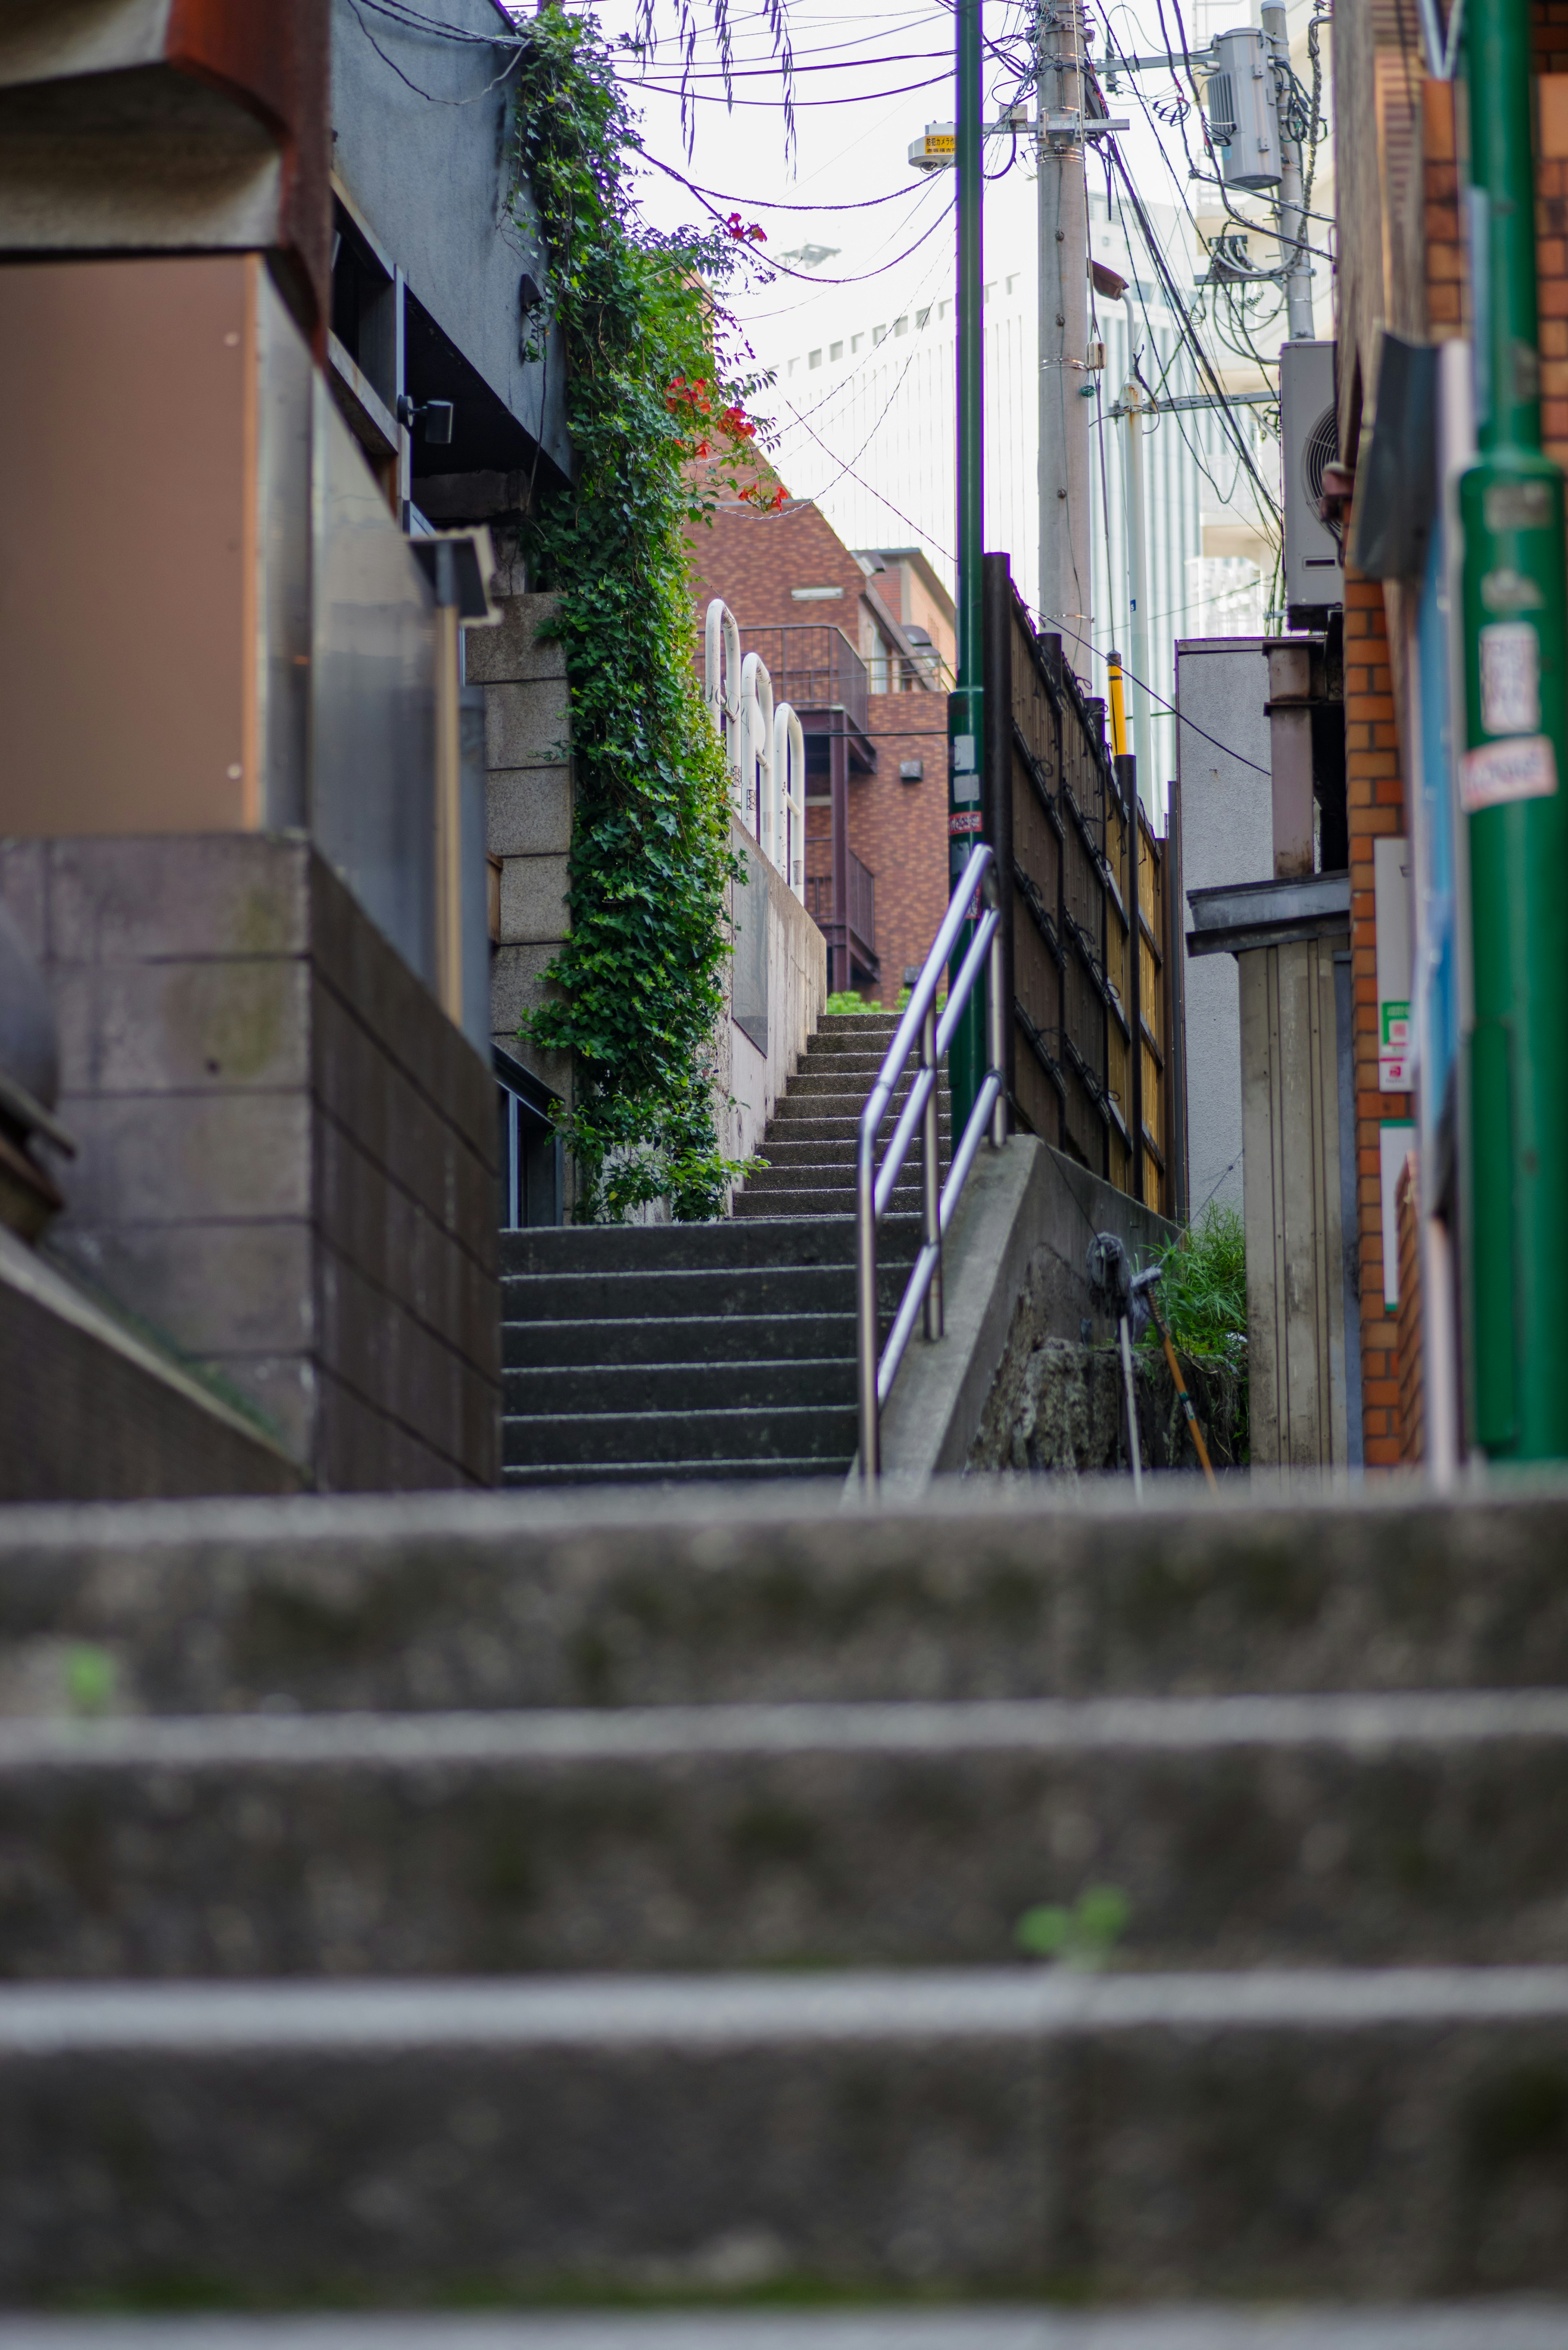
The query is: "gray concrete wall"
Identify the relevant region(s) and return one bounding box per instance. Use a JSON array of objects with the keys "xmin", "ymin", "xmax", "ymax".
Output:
[
  {"xmin": 0, "ymin": 1227, "xmax": 300, "ymax": 1503},
  {"xmin": 330, "ymin": 0, "xmax": 570, "ymax": 482},
  {"xmin": 876, "ymin": 1136, "xmax": 1176, "ymax": 1485},
  {"xmin": 472, "ymin": 589, "xmax": 573, "ymax": 1109},
  {"xmin": 723, "ymin": 819, "xmax": 829, "ymax": 1180},
  {"xmin": 1174, "ymin": 639, "xmax": 1274, "ymax": 1217},
  {"xmin": 0, "ymin": 836, "xmax": 501, "ymax": 1493}
]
